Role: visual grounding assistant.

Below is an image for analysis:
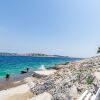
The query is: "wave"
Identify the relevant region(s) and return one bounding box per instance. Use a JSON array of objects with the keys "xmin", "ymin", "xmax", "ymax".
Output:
[{"xmin": 38, "ymin": 65, "xmax": 46, "ymax": 70}]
